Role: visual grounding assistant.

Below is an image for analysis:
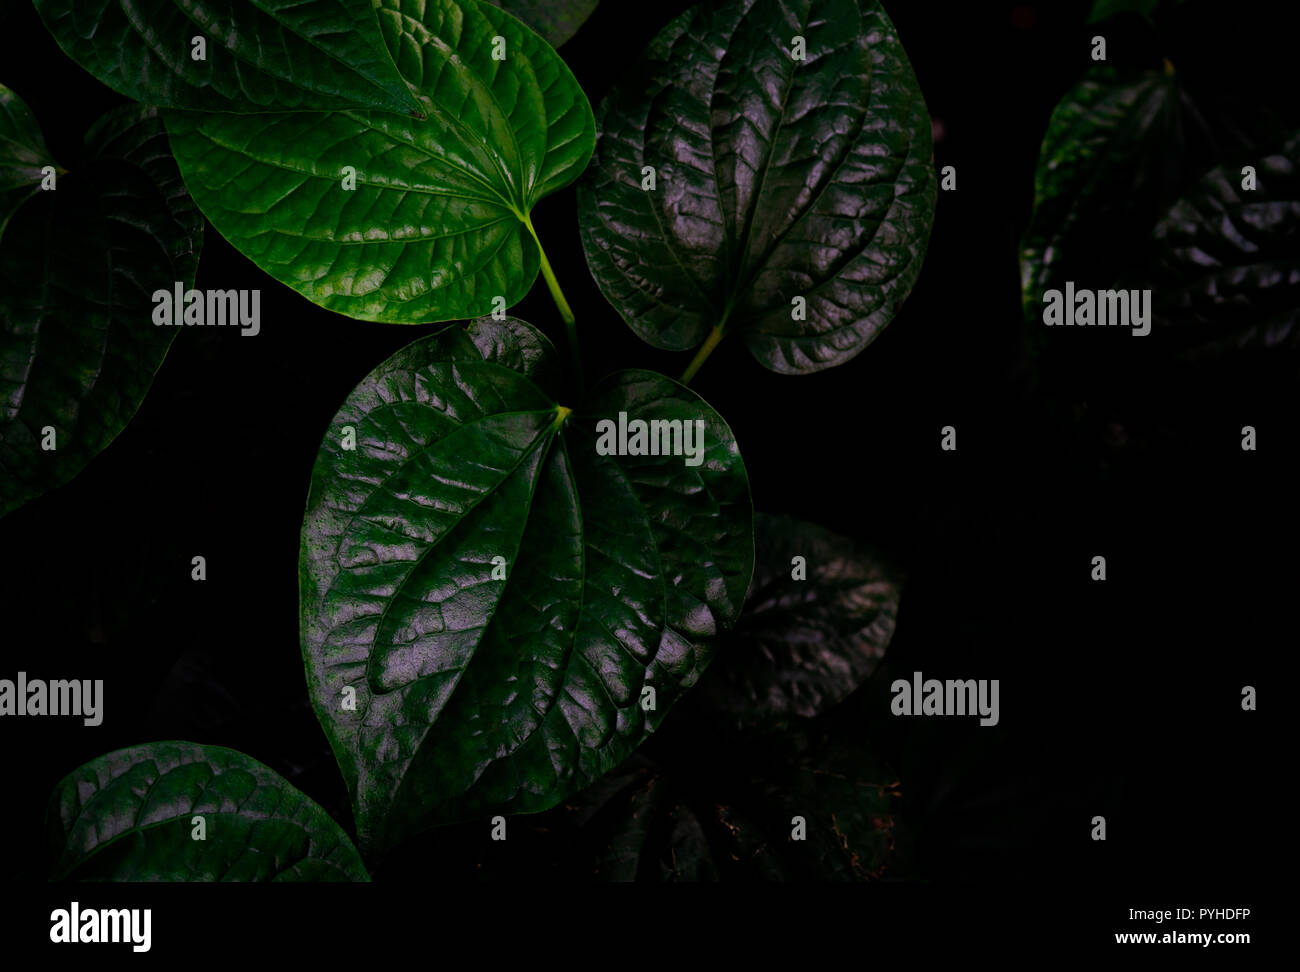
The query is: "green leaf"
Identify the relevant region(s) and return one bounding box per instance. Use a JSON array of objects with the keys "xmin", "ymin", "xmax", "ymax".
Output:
[
  {"xmin": 47, "ymin": 741, "xmax": 369, "ymax": 881},
  {"xmin": 1020, "ymin": 67, "xmax": 1193, "ymax": 322},
  {"xmin": 300, "ymin": 317, "xmax": 753, "ymax": 851},
  {"xmin": 34, "ymin": 0, "xmax": 419, "ymax": 113},
  {"xmin": 0, "ymin": 85, "xmax": 56, "ymax": 238},
  {"xmin": 1016, "ymin": 61, "xmax": 1294, "ymax": 328},
  {"xmin": 696, "ymin": 513, "xmax": 903, "ymax": 726},
  {"xmin": 167, "ymin": 0, "xmax": 595, "ymax": 325},
  {"xmin": 485, "ymin": 0, "xmax": 598, "ymax": 48},
  {"xmin": 0, "ymin": 96, "xmax": 202, "ymax": 519},
  {"xmin": 1143, "ymin": 130, "xmax": 1300, "ymax": 354},
  {"xmin": 576, "ymin": 0, "xmax": 935, "ymax": 374}
]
